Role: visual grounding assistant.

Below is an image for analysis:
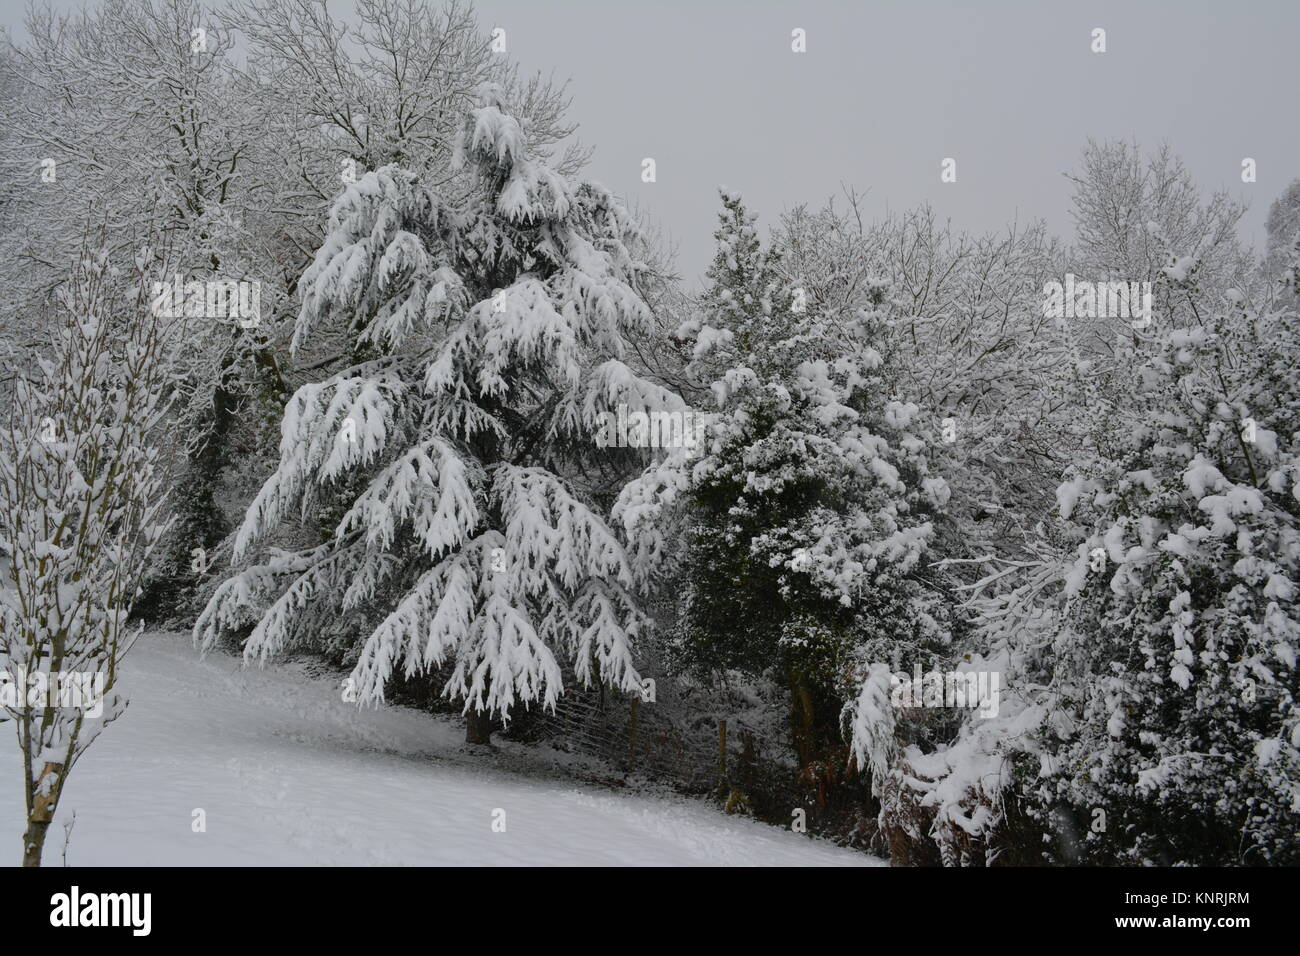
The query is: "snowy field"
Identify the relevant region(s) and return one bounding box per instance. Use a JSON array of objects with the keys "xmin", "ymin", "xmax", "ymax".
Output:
[{"xmin": 1, "ymin": 634, "xmax": 879, "ymax": 866}]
